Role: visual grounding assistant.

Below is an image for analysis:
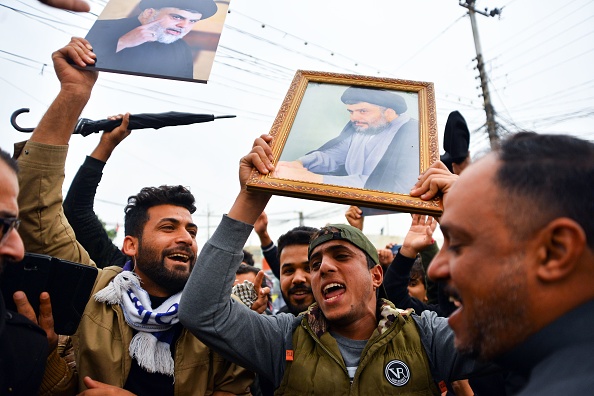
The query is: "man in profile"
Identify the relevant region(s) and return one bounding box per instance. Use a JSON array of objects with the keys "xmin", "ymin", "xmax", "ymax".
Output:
[
  {"xmin": 412, "ymin": 132, "xmax": 594, "ymax": 395},
  {"xmin": 274, "ymin": 86, "xmax": 420, "ymax": 194},
  {"xmin": 85, "ymin": 0, "xmax": 217, "ymax": 79}
]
